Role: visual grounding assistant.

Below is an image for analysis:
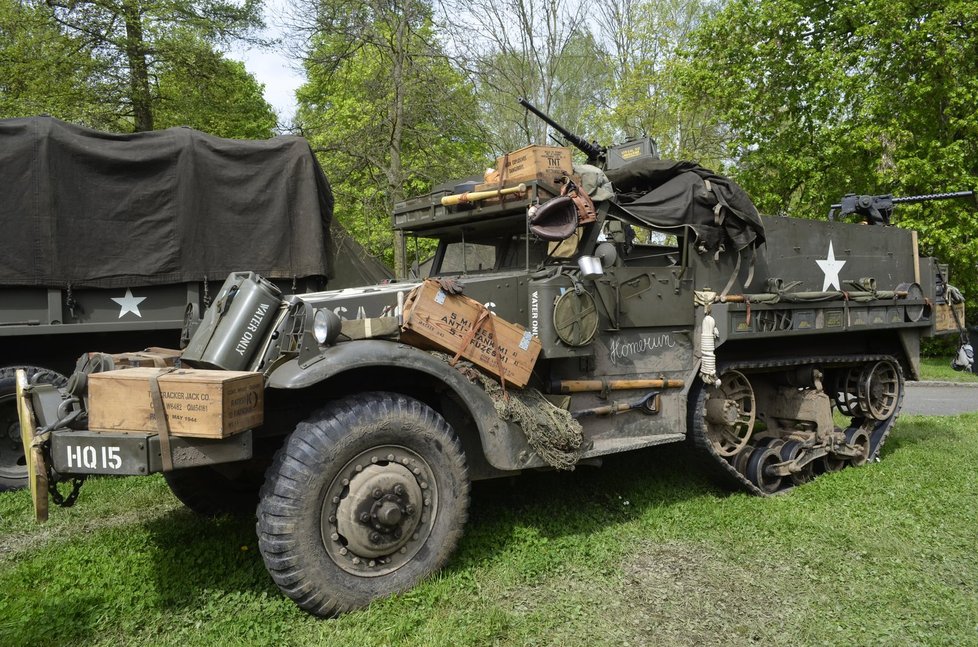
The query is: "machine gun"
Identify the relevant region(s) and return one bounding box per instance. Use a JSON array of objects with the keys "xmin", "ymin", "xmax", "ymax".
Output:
[
  {"xmin": 828, "ymin": 190, "xmax": 976, "ymax": 225},
  {"xmin": 828, "ymin": 189, "xmax": 977, "ymax": 372},
  {"xmin": 519, "ymin": 98, "xmax": 606, "ymax": 167}
]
